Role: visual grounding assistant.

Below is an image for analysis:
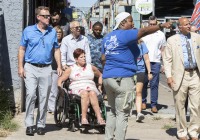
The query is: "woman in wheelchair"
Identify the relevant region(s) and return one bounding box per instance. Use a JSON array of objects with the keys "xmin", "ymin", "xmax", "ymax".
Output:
[{"xmin": 57, "ymin": 48, "xmax": 106, "ymax": 125}]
